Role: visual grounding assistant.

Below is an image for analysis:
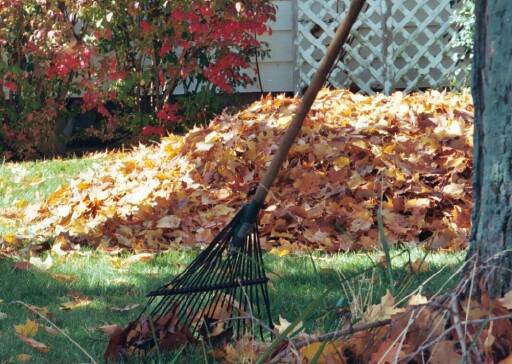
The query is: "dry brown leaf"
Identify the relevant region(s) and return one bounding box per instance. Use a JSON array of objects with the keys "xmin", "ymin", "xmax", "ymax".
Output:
[
  {"xmin": 429, "ymin": 340, "xmax": 463, "ymax": 364},
  {"xmin": 50, "ymin": 273, "xmax": 78, "ymax": 282},
  {"xmin": 407, "ymin": 258, "xmax": 429, "ymax": 273},
  {"xmin": 363, "ymin": 290, "xmax": 402, "ymax": 323},
  {"xmin": 17, "ymin": 334, "xmax": 51, "ymax": 353},
  {"xmin": 370, "ymin": 338, "xmax": 408, "ymax": 364},
  {"xmin": 2, "ymin": 89, "xmax": 473, "ymax": 252},
  {"xmin": 14, "ymin": 261, "xmax": 33, "ymax": 271}
]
